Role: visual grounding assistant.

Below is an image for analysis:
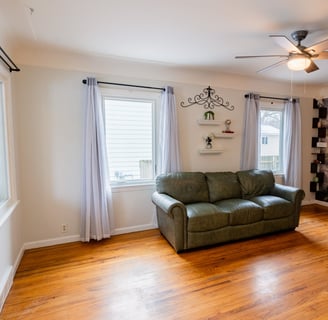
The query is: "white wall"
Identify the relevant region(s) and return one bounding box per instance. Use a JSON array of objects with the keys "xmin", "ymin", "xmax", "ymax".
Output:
[
  {"xmin": 111, "ymin": 185, "xmax": 157, "ymax": 235},
  {"xmin": 13, "ymin": 65, "xmax": 160, "ymax": 245},
  {"xmin": 13, "ymin": 67, "xmax": 84, "ymax": 245},
  {"xmin": 9, "ymin": 49, "xmax": 321, "ymax": 247},
  {"xmin": 176, "ymin": 84, "xmax": 244, "ymax": 172}
]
